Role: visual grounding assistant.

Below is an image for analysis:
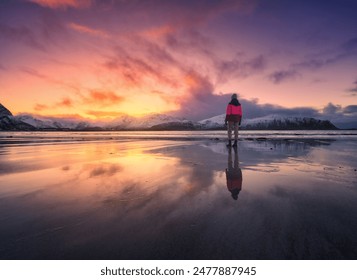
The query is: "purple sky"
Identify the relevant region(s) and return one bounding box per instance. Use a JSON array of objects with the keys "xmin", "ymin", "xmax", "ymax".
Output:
[{"xmin": 0, "ymin": 0, "xmax": 356, "ymax": 128}]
